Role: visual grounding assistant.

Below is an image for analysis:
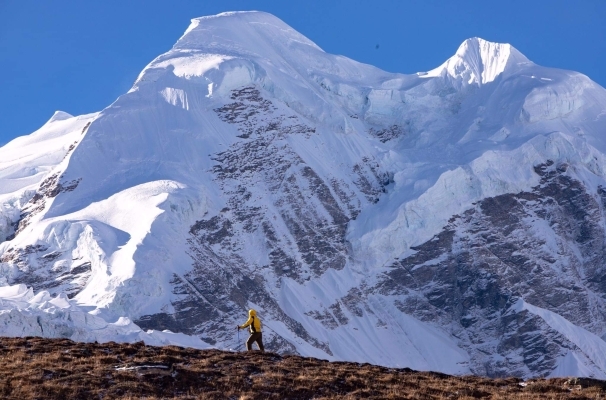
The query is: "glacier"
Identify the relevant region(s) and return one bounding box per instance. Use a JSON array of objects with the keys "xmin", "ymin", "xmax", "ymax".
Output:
[
  {"xmin": 1, "ymin": 11, "xmax": 606, "ymax": 378},
  {"xmin": 0, "ymin": 283, "xmax": 207, "ymax": 348}
]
